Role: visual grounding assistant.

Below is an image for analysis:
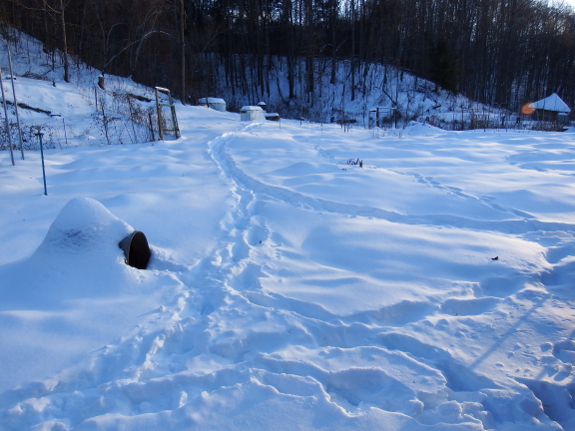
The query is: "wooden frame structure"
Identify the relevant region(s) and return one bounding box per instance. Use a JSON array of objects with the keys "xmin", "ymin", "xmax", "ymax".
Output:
[{"xmin": 154, "ymin": 87, "xmax": 180, "ymax": 140}]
